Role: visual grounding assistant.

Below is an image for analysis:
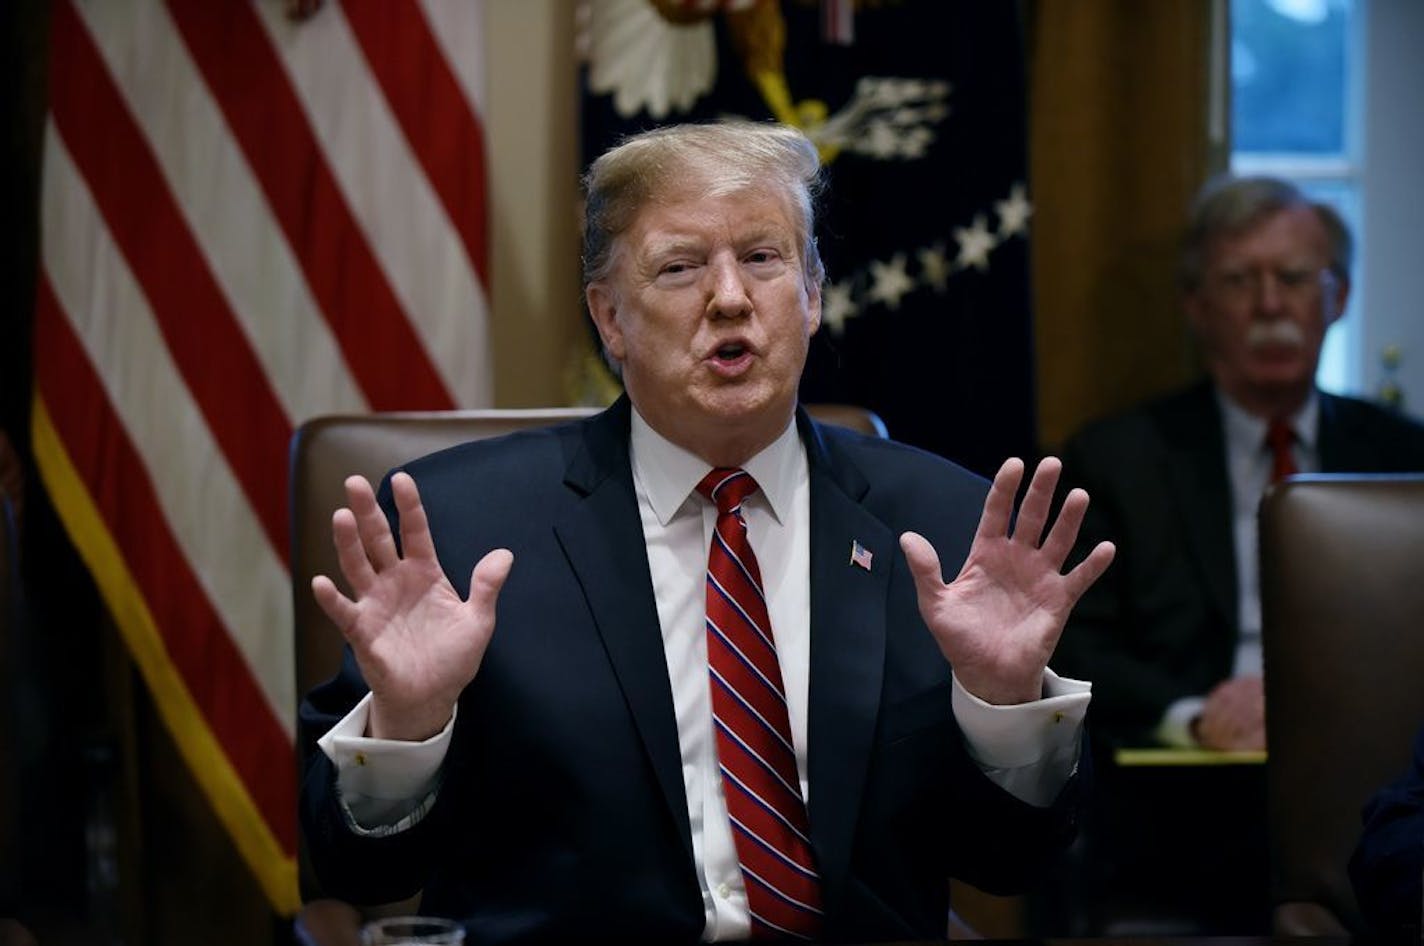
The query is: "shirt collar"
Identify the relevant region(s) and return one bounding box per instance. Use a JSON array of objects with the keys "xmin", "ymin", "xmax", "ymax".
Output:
[
  {"xmin": 629, "ymin": 407, "xmax": 802, "ymax": 527},
  {"xmin": 1215, "ymin": 386, "xmax": 1319, "ymax": 452}
]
